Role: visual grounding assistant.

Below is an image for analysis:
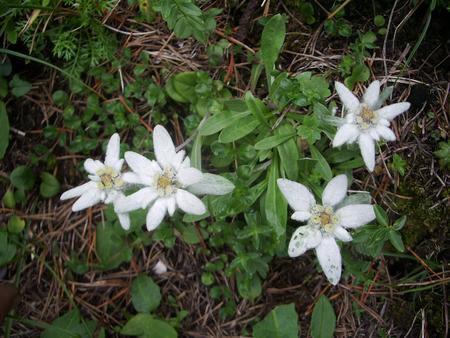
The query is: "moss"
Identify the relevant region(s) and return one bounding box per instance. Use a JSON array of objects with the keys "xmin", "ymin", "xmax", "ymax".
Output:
[{"xmin": 395, "ymin": 179, "xmax": 449, "ymax": 248}]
